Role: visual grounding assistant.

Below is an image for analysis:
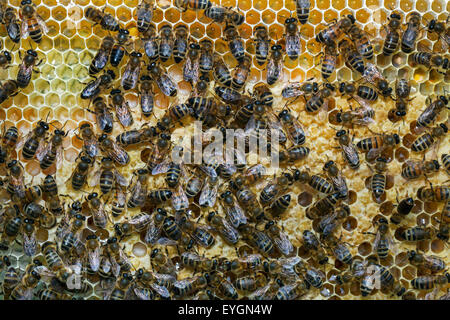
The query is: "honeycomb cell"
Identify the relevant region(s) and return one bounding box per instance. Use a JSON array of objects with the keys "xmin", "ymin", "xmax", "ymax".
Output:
[
  {"xmin": 261, "ymin": 9, "xmax": 276, "ymax": 24},
  {"xmin": 431, "ymin": 0, "xmax": 444, "ymax": 12},
  {"xmin": 332, "ymin": 0, "xmax": 346, "ymax": 10},
  {"xmin": 323, "ymin": 9, "xmax": 338, "ymax": 23},
  {"xmin": 246, "ymin": 10, "xmax": 260, "ymax": 25},
  {"xmin": 309, "ymin": 9, "xmax": 322, "ymax": 25},
  {"xmin": 190, "ymin": 22, "xmax": 206, "ymax": 39},
  {"xmin": 52, "ymin": 6, "xmax": 67, "ymax": 21},
  {"xmin": 269, "ymin": 0, "xmax": 283, "ymax": 11}
]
